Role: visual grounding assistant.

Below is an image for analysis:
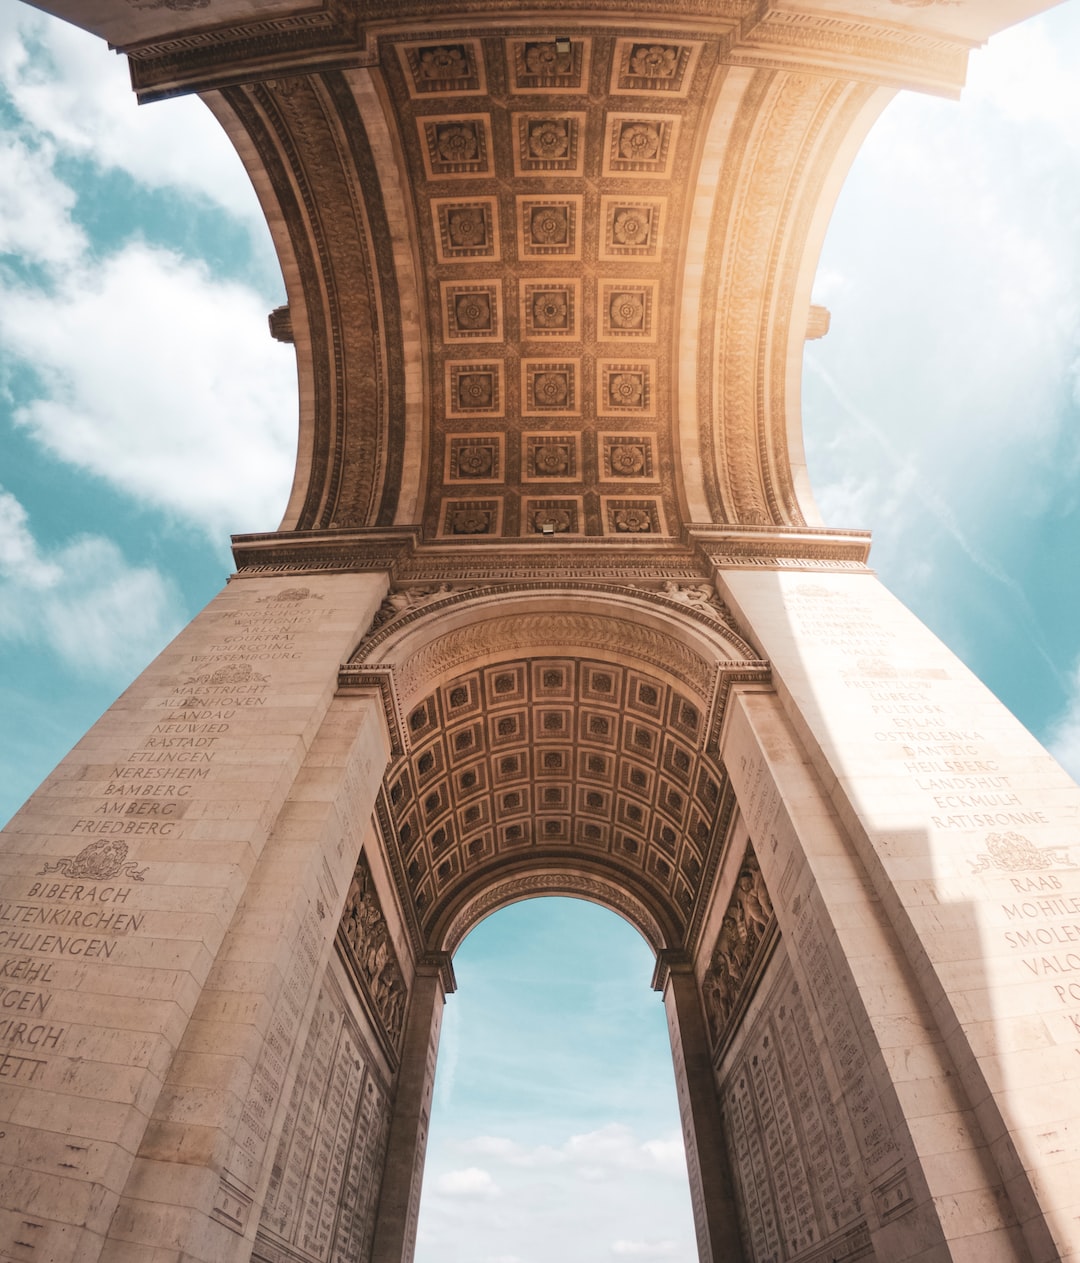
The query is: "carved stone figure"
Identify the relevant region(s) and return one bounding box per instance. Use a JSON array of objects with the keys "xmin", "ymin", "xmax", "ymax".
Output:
[
  {"xmin": 368, "ymin": 583, "xmax": 460, "ymax": 633},
  {"xmin": 737, "ymin": 869, "xmax": 770, "ymax": 941},
  {"xmin": 660, "ymin": 580, "xmax": 742, "ymax": 631},
  {"xmin": 701, "ymin": 845, "xmax": 776, "ymax": 1047},
  {"xmin": 338, "ymin": 855, "xmax": 407, "ymax": 1043}
]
